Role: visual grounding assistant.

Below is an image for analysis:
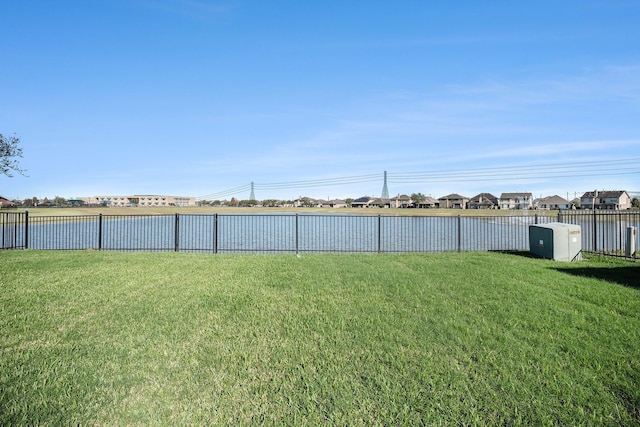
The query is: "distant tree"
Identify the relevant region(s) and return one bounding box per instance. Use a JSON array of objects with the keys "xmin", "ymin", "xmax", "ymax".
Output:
[
  {"xmin": 0, "ymin": 133, "xmax": 26, "ymax": 177},
  {"xmin": 411, "ymin": 193, "xmax": 426, "ymax": 207},
  {"xmin": 262, "ymin": 199, "xmax": 279, "ymax": 207},
  {"xmin": 345, "ymin": 198, "xmax": 354, "ymax": 207},
  {"xmin": 52, "ymin": 196, "xmax": 67, "ymax": 206},
  {"xmin": 229, "ymin": 197, "xmax": 239, "ymax": 207},
  {"xmin": 632, "ymin": 198, "xmax": 640, "ymax": 209},
  {"xmin": 571, "ymin": 198, "xmax": 581, "ymax": 209}
]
